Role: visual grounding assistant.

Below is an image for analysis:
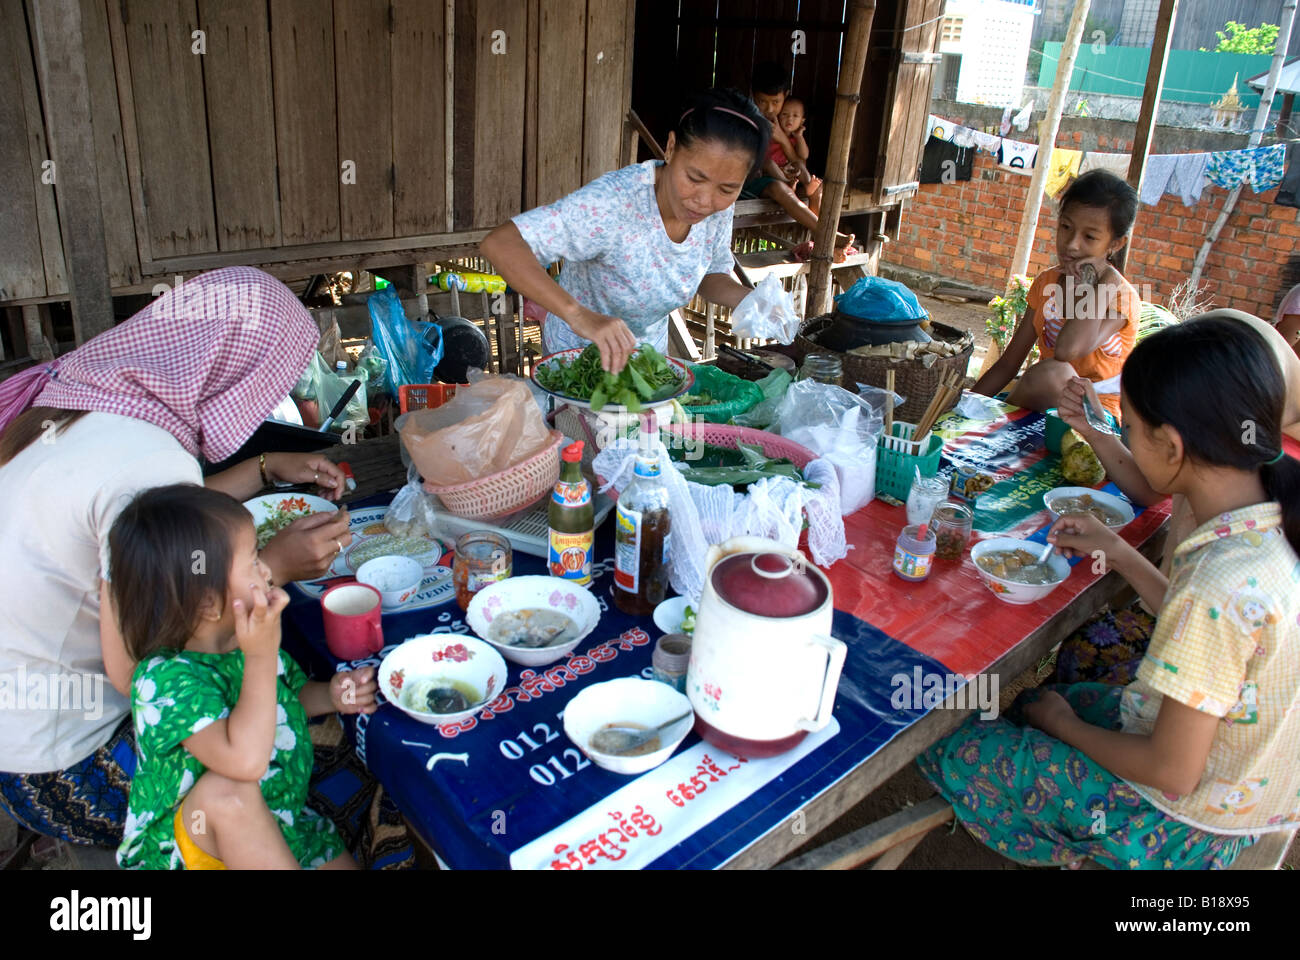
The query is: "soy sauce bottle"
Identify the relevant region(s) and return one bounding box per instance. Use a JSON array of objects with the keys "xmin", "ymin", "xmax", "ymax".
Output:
[
  {"xmin": 613, "ymin": 453, "xmax": 671, "ymax": 615},
  {"xmin": 548, "ymin": 441, "xmax": 594, "ymax": 585}
]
